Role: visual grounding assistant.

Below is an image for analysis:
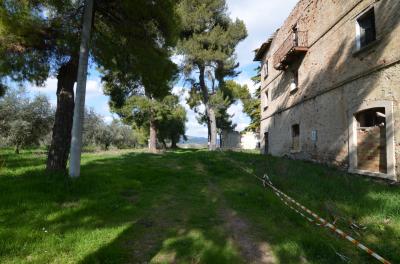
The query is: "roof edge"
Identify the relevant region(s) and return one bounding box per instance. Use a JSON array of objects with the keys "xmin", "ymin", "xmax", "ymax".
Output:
[{"xmin": 253, "ymin": 30, "xmax": 279, "ymax": 61}]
